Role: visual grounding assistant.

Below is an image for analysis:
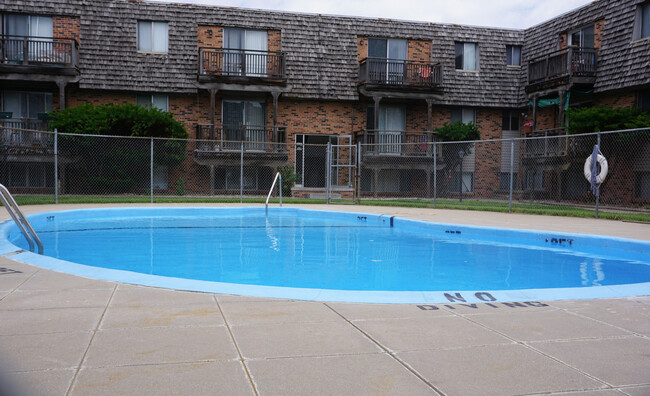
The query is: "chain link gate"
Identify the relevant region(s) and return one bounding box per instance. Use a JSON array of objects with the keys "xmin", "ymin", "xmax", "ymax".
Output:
[{"xmin": 325, "ymin": 136, "xmax": 359, "ymax": 204}]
